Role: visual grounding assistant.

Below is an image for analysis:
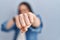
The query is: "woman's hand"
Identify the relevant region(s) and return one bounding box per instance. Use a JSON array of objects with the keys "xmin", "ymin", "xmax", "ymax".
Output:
[
  {"xmin": 19, "ymin": 12, "xmax": 34, "ymax": 32},
  {"xmin": 26, "ymin": 12, "xmax": 41, "ymax": 28},
  {"xmin": 15, "ymin": 12, "xmax": 40, "ymax": 32},
  {"xmin": 15, "ymin": 12, "xmax": 34, "ymax": 32}
]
